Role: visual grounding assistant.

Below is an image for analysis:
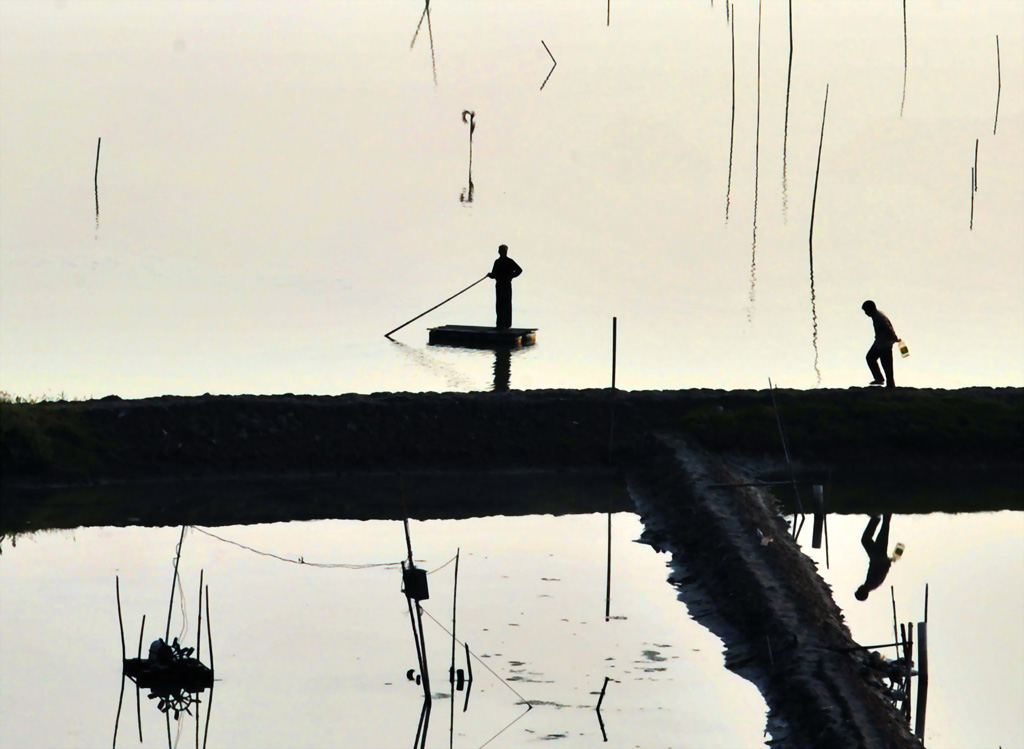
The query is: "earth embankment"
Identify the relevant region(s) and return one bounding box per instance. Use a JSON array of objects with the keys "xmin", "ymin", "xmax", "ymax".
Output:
[{"xmin": 3, "ymin": 387, "xmax": 1021, "ymax": 484}]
